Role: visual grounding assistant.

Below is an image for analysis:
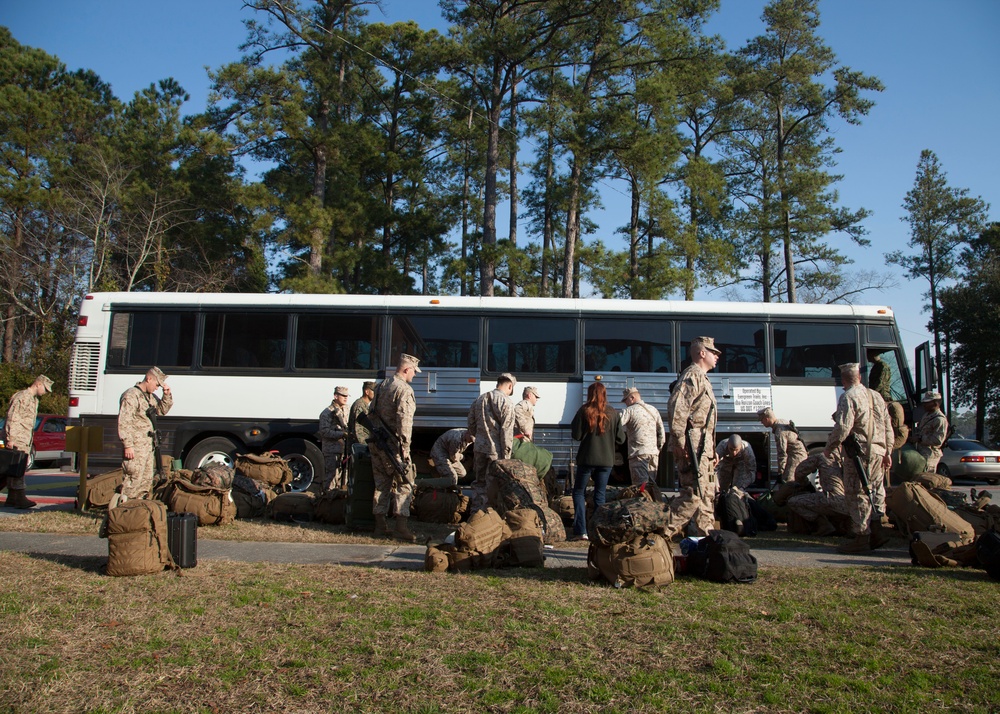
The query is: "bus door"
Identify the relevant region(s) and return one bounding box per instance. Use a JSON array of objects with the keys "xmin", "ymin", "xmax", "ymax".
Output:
[{"xmin": 912, "ymin": 341, "xmax": 937, "ymax": 422}]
